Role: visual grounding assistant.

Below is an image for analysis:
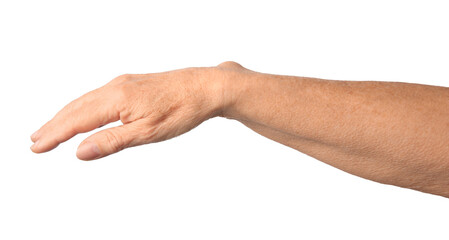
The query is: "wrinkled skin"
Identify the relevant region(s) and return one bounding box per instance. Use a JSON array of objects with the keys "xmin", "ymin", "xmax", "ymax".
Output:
[{"xmin": 31, "ymin": 62, "xmax": 239, "ymax": 160}]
